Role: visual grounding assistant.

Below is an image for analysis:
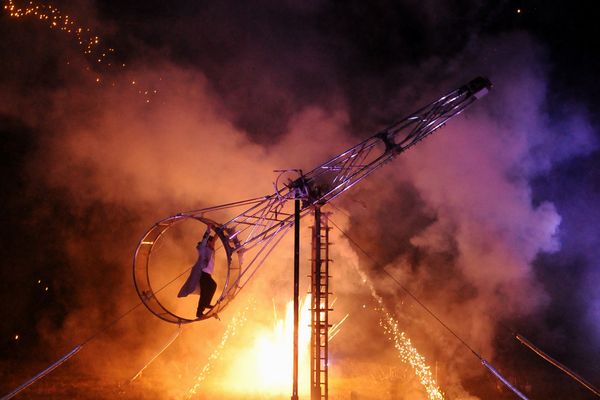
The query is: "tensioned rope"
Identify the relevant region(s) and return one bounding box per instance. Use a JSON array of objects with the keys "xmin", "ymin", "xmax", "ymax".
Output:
[
  {"xmin": 129, "ymin": 324, "xmax": 183, "ymax": 383},
  {"xmin": 327, "ymin": 213, "xmax": 529, "ymax": 400},
  {"xmin": 330, "ymin": 203, "xmax": 600, "ymax": 398},
  {"xmin": 1, "ymin": 301, "xmax": 147, "ymax": 400},
  {"xmin": 1, "ymin": 236, "xmax": 205, "ymax": 397},
  {"xmin": 4, "ymin": 256, "xmax": 219, "ymax": 399},
  {"xmin": 494, "ymin": 317, "xmax": 600, "ymax": 398},
  {"xmin": 2, "ymin": 197, "xmax": 271, "ymax": 399}
]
